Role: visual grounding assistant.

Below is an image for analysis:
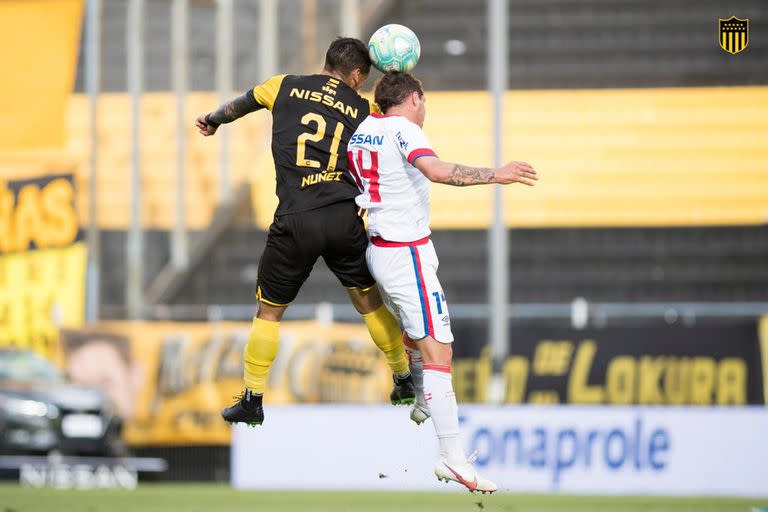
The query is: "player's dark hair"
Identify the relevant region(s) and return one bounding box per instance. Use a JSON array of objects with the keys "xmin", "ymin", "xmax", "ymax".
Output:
[
  {"xmin": 323, "ymin": 37, "xmax": 371, "ymax": 77},
  {"xmin": 374, "ymin": 72, "xmax": 424, "ymax": 113}
]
